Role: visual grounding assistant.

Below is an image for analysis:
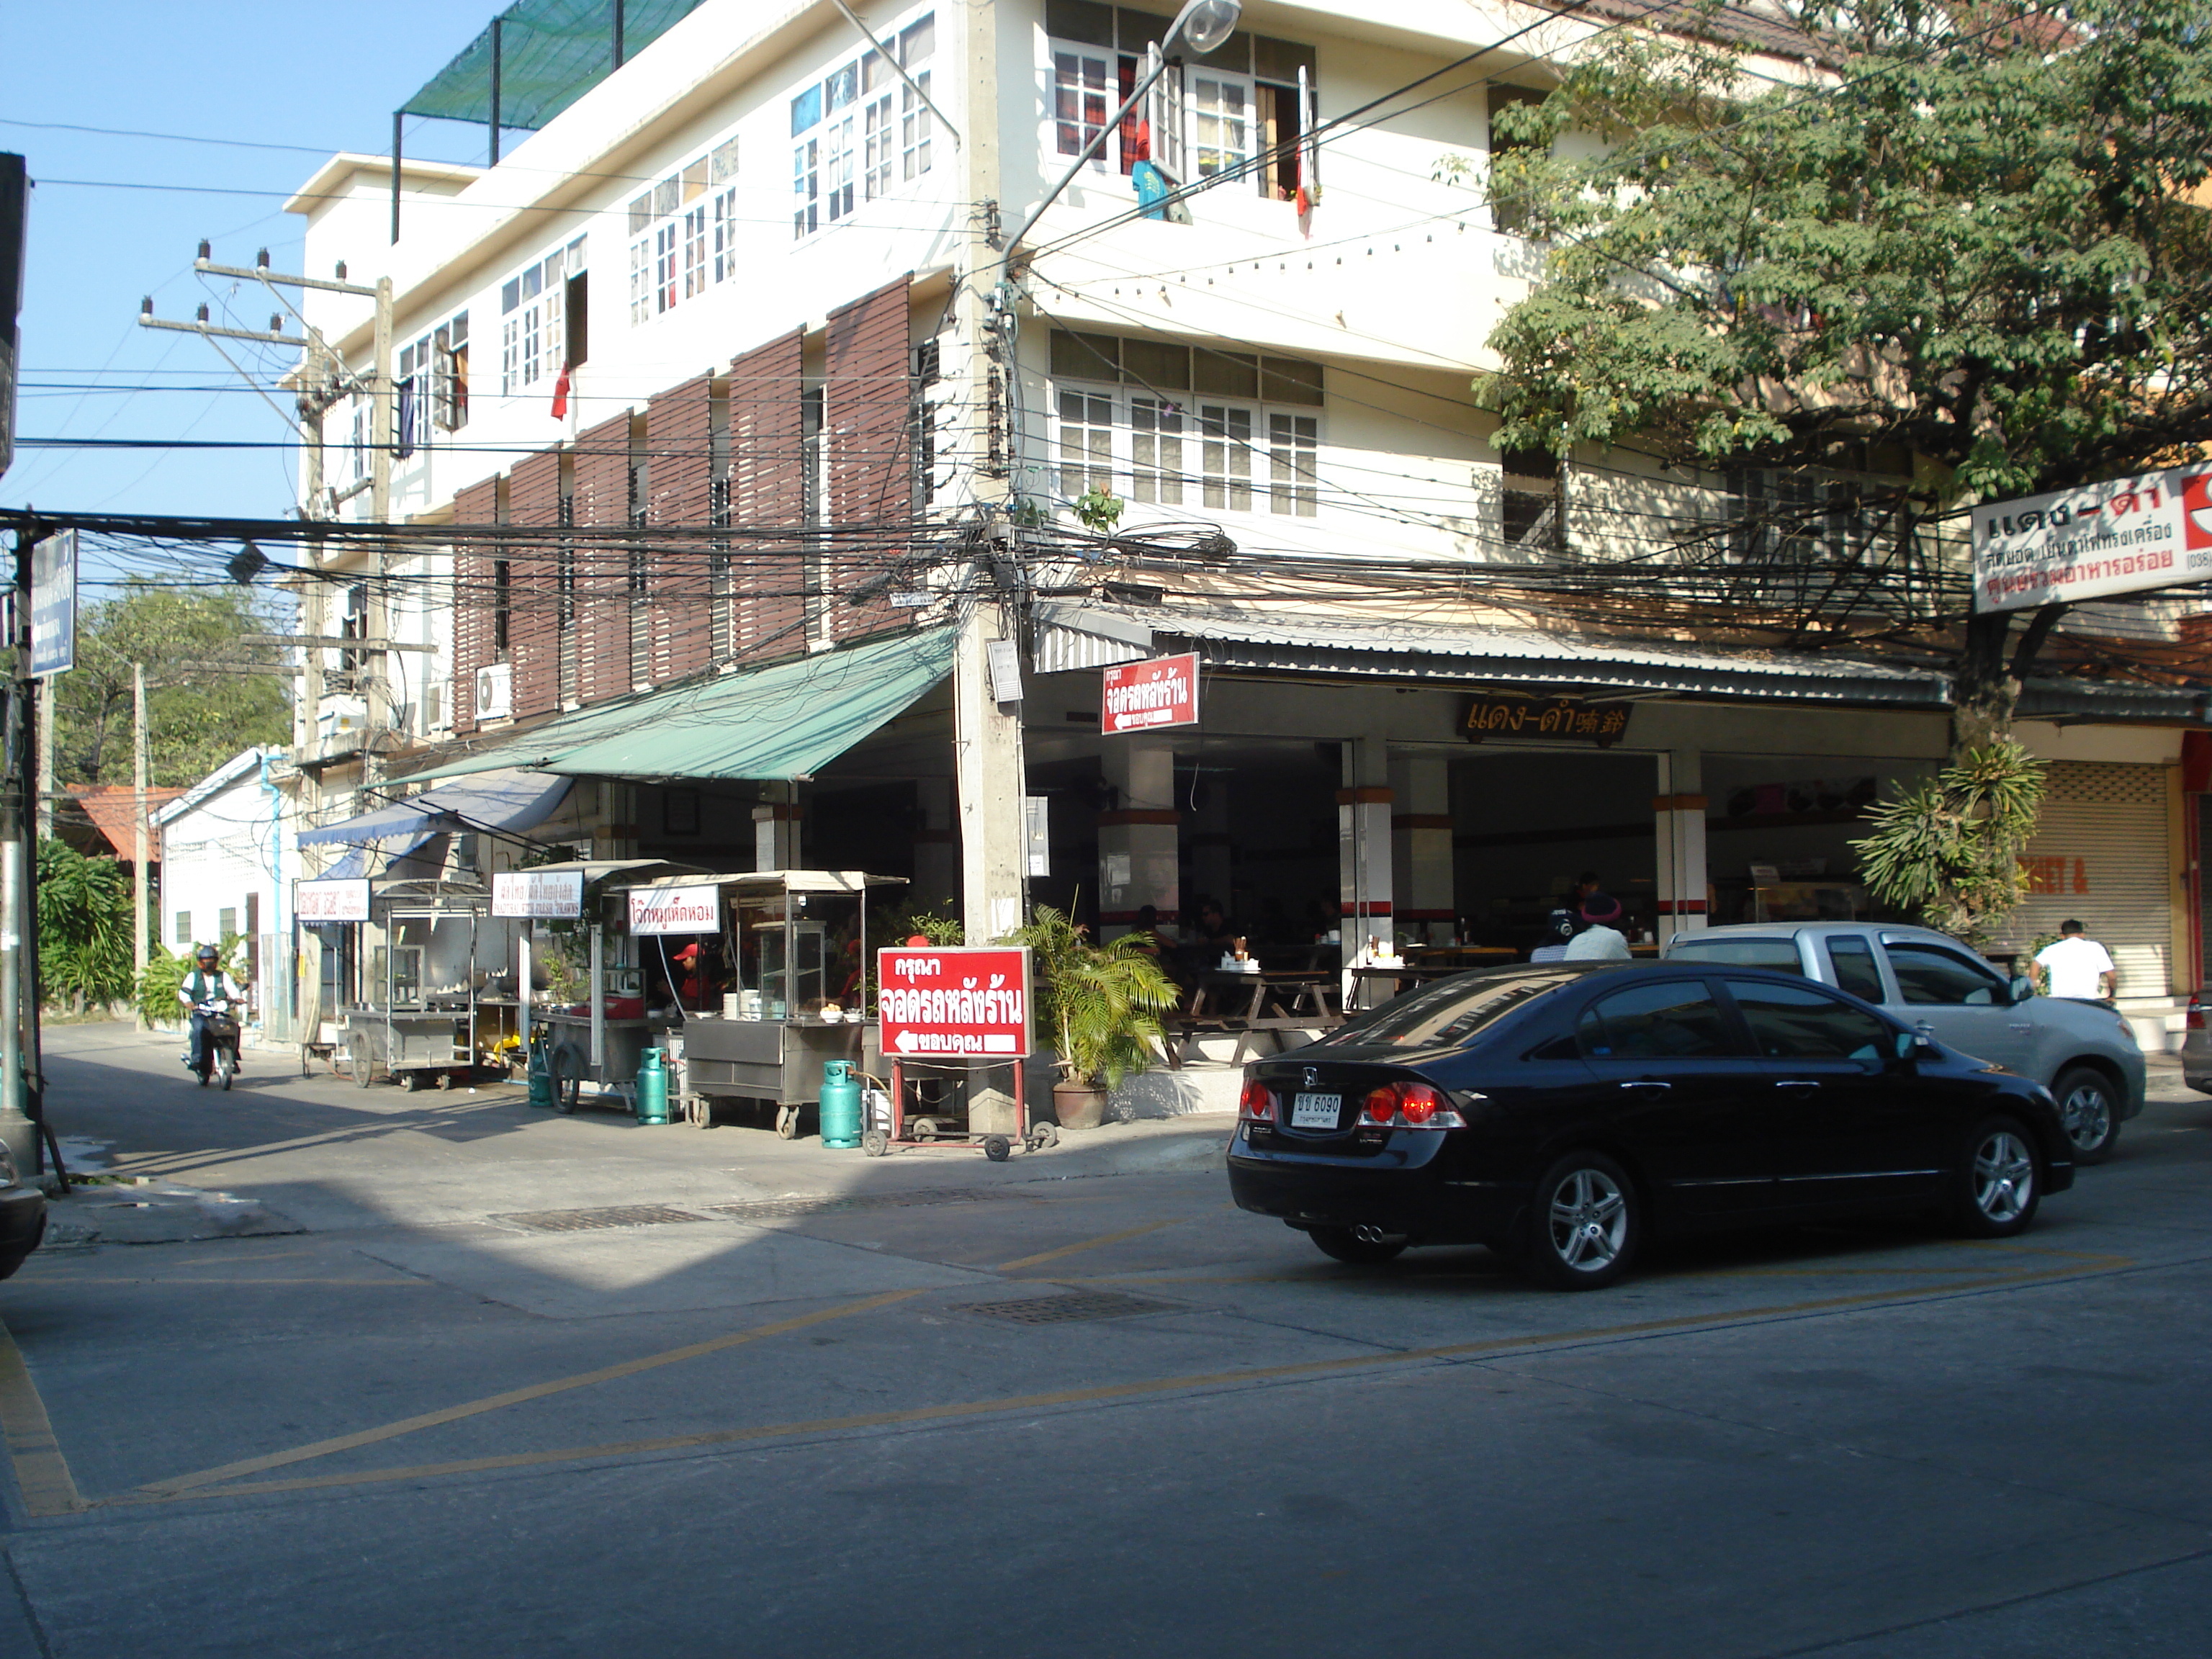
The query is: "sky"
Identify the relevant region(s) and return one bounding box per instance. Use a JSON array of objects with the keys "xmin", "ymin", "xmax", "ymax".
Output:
[{"xmin": 1, "ymin": 1, "xmax": 511, "ymax": 586}]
